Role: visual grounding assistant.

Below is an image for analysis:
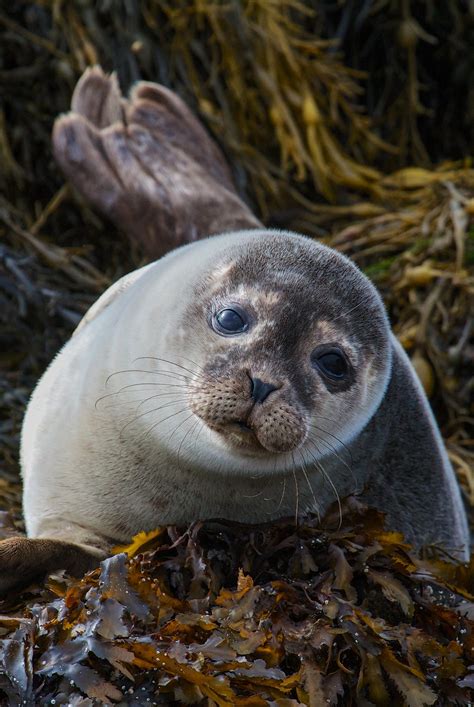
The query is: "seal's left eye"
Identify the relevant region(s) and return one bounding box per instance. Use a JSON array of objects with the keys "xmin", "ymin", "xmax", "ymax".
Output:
[
  {"xmin": 214, "ymin": 307, "xmax": 248, "ymax": 335},
  {"xmin": 312, "ymin": 347, "xmax": 349, "ymax": 381}
]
